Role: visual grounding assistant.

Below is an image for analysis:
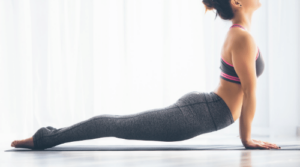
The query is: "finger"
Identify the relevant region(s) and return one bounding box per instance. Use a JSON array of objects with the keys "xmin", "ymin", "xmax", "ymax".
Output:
[
  {"xmin": 262, "ymin": 141, "xmax": 271, "ymax": 146},
  {"xmin": 262, "ymin": 144, "xmax": 271, "ymax": 149},
  {"xmin": 263, "ymin": 142, "xmax": 279, "ymax": 148},
  {"xmin": 263, "ymin": 143, "xmax": 273, "ymax": 146},
  {"xmin": 258, "ymin": 144, "xmax": 269, "ymax": 149},
  {"xmin": 264, "ymin": 144, "xmax": 275, "ymax": 149},
  {"xmin": 267, "ymin": 142, "xmax": 278, "ymax": 147},
  {"xmin": 264, "ymin": 143, "xmax": 280, "ymax": 149}
]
